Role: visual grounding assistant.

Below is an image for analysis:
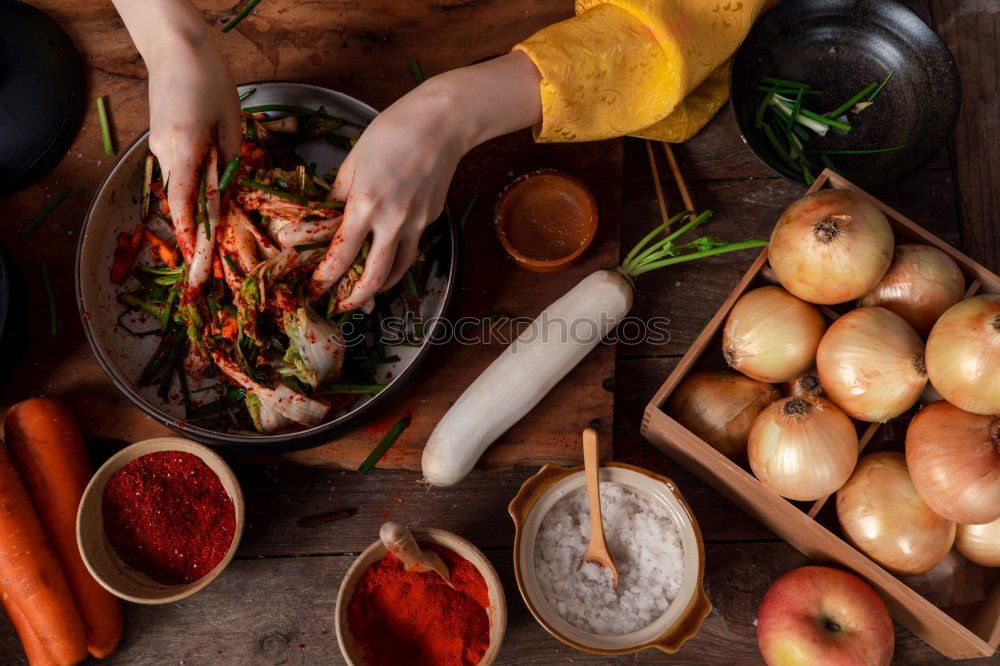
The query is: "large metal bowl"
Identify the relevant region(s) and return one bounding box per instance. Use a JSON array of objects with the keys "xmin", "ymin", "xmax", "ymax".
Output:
[{"xmin": 76, "ymin": 82, "xmax": 457, "ymax": 452}]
